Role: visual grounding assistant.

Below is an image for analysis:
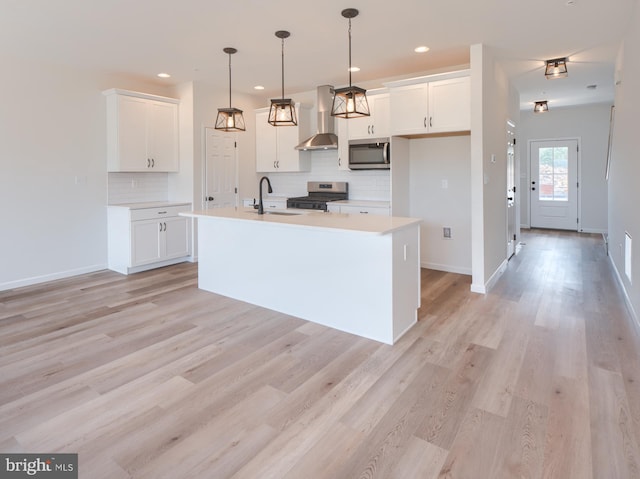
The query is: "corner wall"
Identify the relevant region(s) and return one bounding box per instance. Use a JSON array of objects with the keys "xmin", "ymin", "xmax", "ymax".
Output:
[
  {"xmin": 609, "ymin": 1, "xmax": 640, "ymax": 324},
  {"xmin": 470, "ymin": 44, "xmax": 520, "ymax": 293}
]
